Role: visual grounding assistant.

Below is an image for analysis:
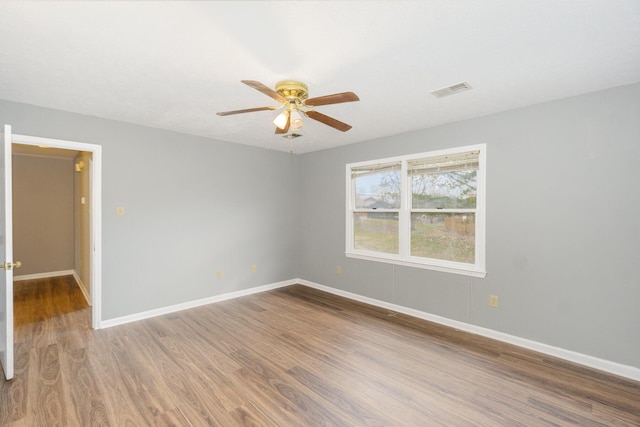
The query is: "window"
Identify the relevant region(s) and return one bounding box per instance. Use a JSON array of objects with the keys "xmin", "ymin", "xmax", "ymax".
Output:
[{"xmin": 346, "ymin": 144, "xmax": 486, "ymax": 277}]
